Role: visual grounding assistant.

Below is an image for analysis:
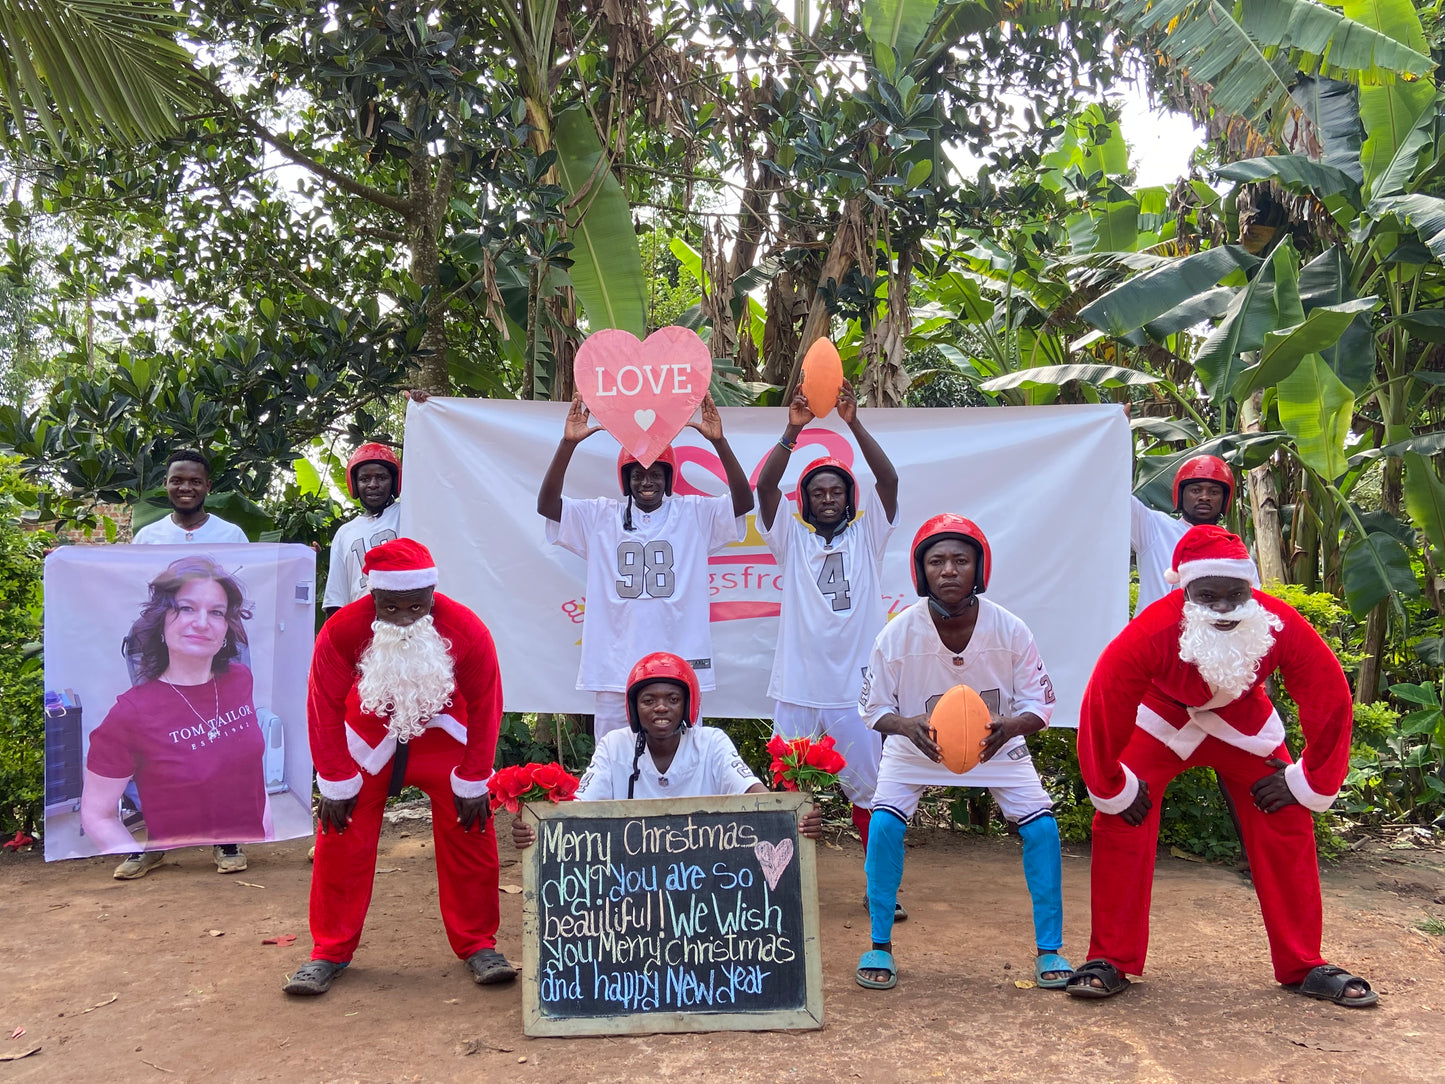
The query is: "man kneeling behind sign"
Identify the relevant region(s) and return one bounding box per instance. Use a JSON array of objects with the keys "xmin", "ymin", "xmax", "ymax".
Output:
[
  {"xmin": 512, "ymin": 653, "xmax": 822, "ymax": 848},
  {"xmin": 284, "ymin": 538, "xmax": 515, "ymax": 995},
  {"xmin": 1068, "ymin": 525, "xmax": 1375, "ymax": 1006}
]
